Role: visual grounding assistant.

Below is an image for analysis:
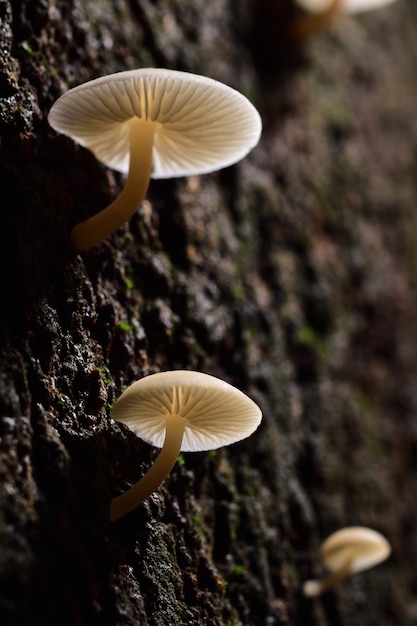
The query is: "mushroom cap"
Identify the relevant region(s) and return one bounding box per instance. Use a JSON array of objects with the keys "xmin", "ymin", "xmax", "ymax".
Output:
[
  {"xmin": 320, "ymin": 526, "xmax": 391, "ymax": 574},
  {"xmin": 110, "ymin": 370, "xmax": 262, "ymax": 452},
  {"xmin": 295, "ymin": 0, "xmax": 397, "ymax": 14},
  {"xmin": 47, "ymin": 68, "xmax": 262, "ymax": 179}
]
